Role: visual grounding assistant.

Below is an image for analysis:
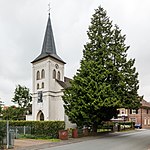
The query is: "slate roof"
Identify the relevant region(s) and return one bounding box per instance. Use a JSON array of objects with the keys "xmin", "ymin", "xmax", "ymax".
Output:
[
  {"xmin": 32, "ymin": 14, "xmax": 65, "ymax": 64},
  {"xmin": 56, "ymin": 77, "xmax": 71, "ymax": 89}
]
